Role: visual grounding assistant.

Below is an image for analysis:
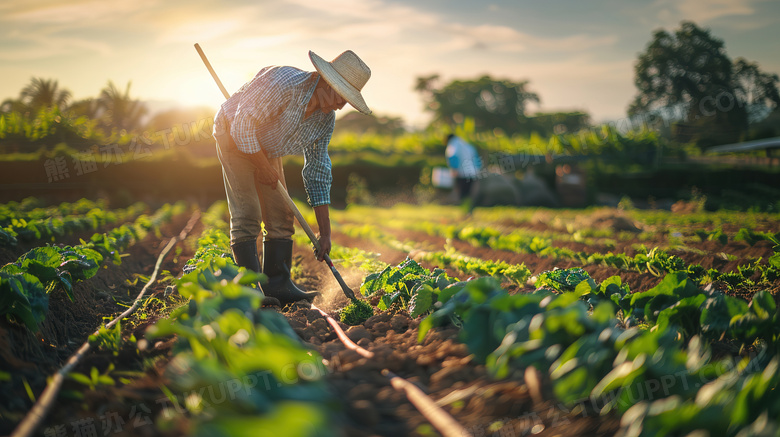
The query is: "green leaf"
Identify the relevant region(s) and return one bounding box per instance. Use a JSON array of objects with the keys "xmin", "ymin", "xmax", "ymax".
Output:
[
  {"xmin": 196, "ymin": 403, "xmax": 329, "ymax": 437},
  {"xmin": 629, "ymin": 272, "xmax": 699, "ymax": 321},
  {"xmin": 0, "ymin": 271, "xmax": 48, "ymax": 331},
  {"xmin": 22, "ymin": 246, "xmax": 62, "ymax": 268},
  {"xmin": 749, "ymin": 290, "xmax": 776, "ymax": 320},
  {"xmin": 460, "ymin": 307, "xmax": 501, "ymax": 362},
  {"xmin": 97, "ymin": 375, "xmax": 115, "ymax": 386},
  {"xmin": 700, "ymin": 294, "xmax": 749, "ymax": 338},
  {"xmin": 56, "ymin": 271, "xmax": 74, "ymax": 301},
  {"xmin": 655, "ymin": 294, "xmax": 707, "ymax": 338},
  {"xmin": 236, "ymin": 270, "xmax": 266, "ymax": 286},
  {"xmin": 337, "ymin": 300, "xmax": 374, "ymax": 326},
  {"xmin": 734, "ymin": 228, "xmax": 757, "ymax": 245},
  {"xmin": 68, "ymin": 372, "xmax": 92, "ymax": 386},
  {"xmin": 437, "ymin": 282, "xmax": 466, "ymax": 304},
  {"xmin": 22, "ymin": 258, "xmax": 59, "ymax": 284},
  {"xmin": 409, "ymin": 284, "xmax": 434, "ymax": 318},
  {"xmin": 592, "ymin": 302, "xmax": 616, "ymax": 324},
  {"xmin": 591, "ymin": 356, "xmax": 647, "ymax": 400},
  {"xmin": 417, "ymin": 316, "xmax": 434, "ymax": 343},
  {"xmin": 769, "ymin": 253, "xmax": 780, "ymax": 269},
  {"xmin": 378, "ymin": 294, "xmax": 392, "ymax": 311}
]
